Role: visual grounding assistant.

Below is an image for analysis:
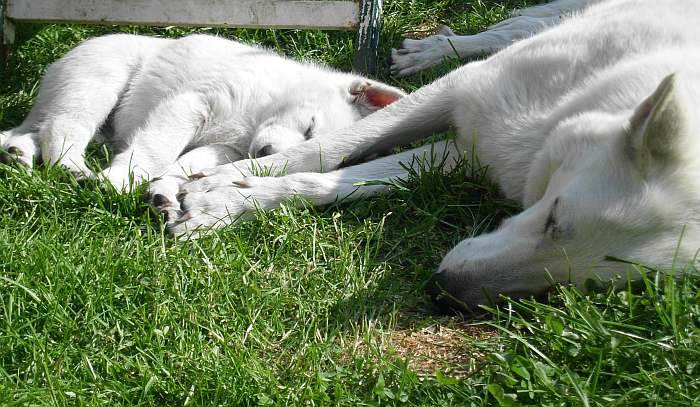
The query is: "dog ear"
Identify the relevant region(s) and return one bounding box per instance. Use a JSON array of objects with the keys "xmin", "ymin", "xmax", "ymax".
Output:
[
  {"xmin": 628, "ymin": 73, "xmax": 697, "ymax": 174},
  {"xmin": 349, "ymin": 80, "xmax": 406, "ymax": 115}
]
